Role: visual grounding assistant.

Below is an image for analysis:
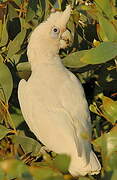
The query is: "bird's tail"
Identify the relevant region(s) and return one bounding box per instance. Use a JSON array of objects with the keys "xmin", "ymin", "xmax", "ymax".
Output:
[{"xmin": 69, "ymin": 150, "xmax": 101, "ymax": 177}]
